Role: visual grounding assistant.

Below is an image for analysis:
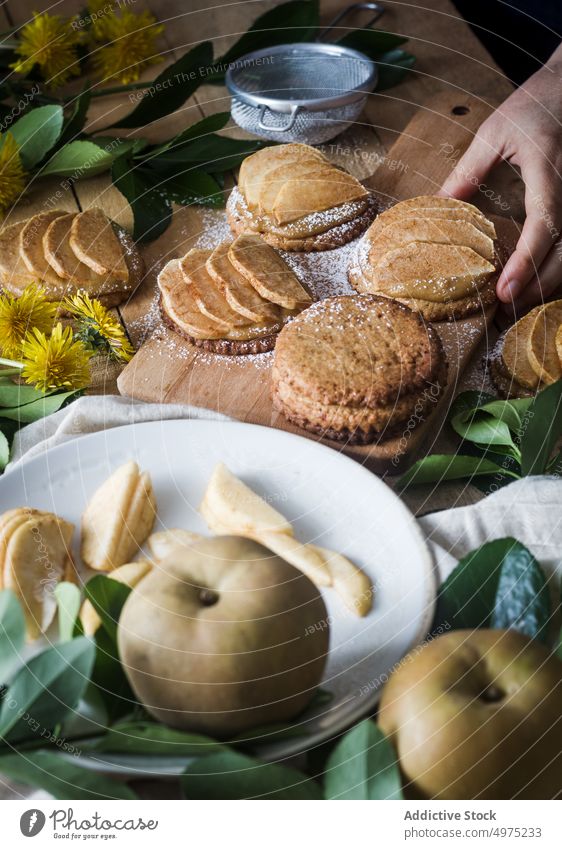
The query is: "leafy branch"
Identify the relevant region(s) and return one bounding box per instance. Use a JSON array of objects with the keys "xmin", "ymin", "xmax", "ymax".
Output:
[{"xmin": 399, "ymin": 380, "xmax": 562, "ymax": 493}]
